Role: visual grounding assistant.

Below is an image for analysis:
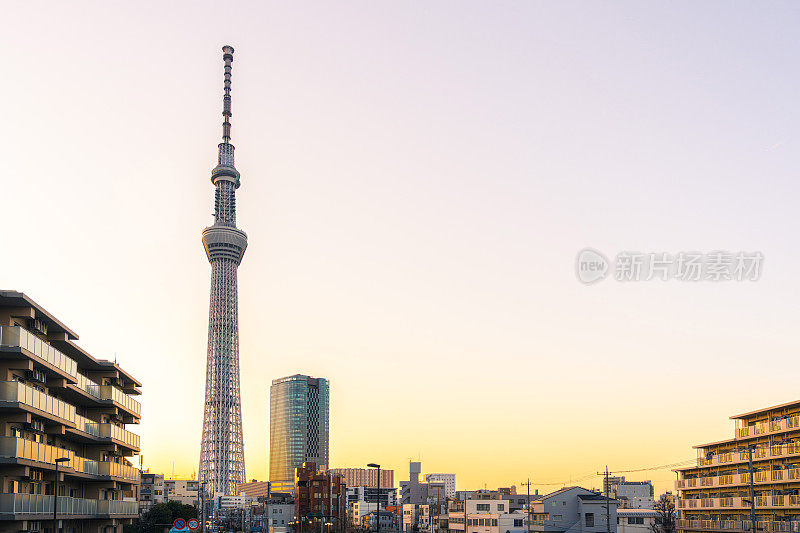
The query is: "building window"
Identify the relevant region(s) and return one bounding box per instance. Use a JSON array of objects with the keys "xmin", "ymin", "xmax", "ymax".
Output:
[
  {"xmin": 498, "ymin": 504, "xmax": 504, "ymax": 511},
  {"xmin": 629, "ymin": 517, "xmax": 644, "ymax": 525},
  {"xmin": 585, "ymin": 514, "xmax": 595, "ymax": 527}
]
